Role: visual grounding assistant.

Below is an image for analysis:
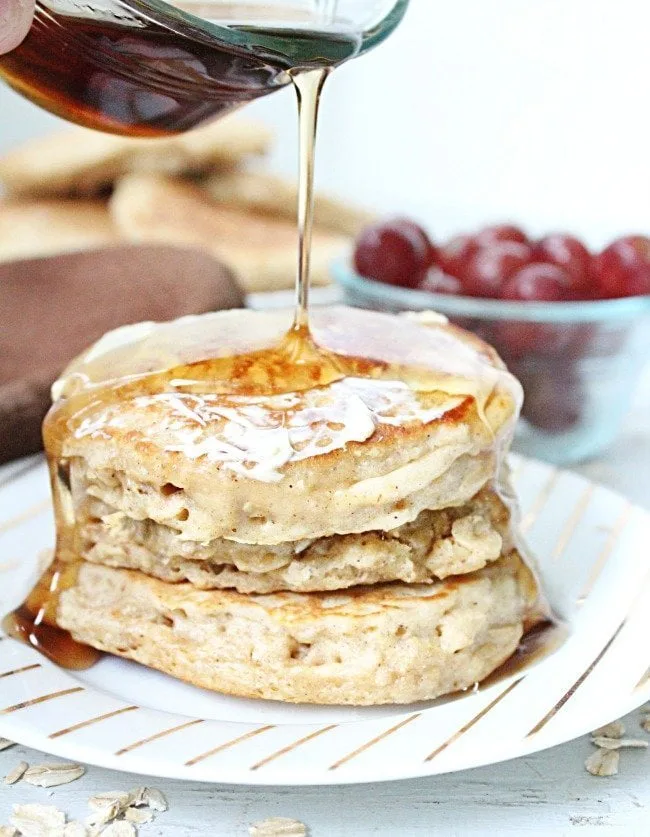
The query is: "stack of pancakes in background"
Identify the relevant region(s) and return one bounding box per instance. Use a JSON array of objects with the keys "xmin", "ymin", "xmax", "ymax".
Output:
[
  {"xmin": 49, "ymin": 307, "xmax": 541, "ymax": 705},
  {"xmin": 0, "ymin": 115, "xmax": 373, "ymax": 292}
]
